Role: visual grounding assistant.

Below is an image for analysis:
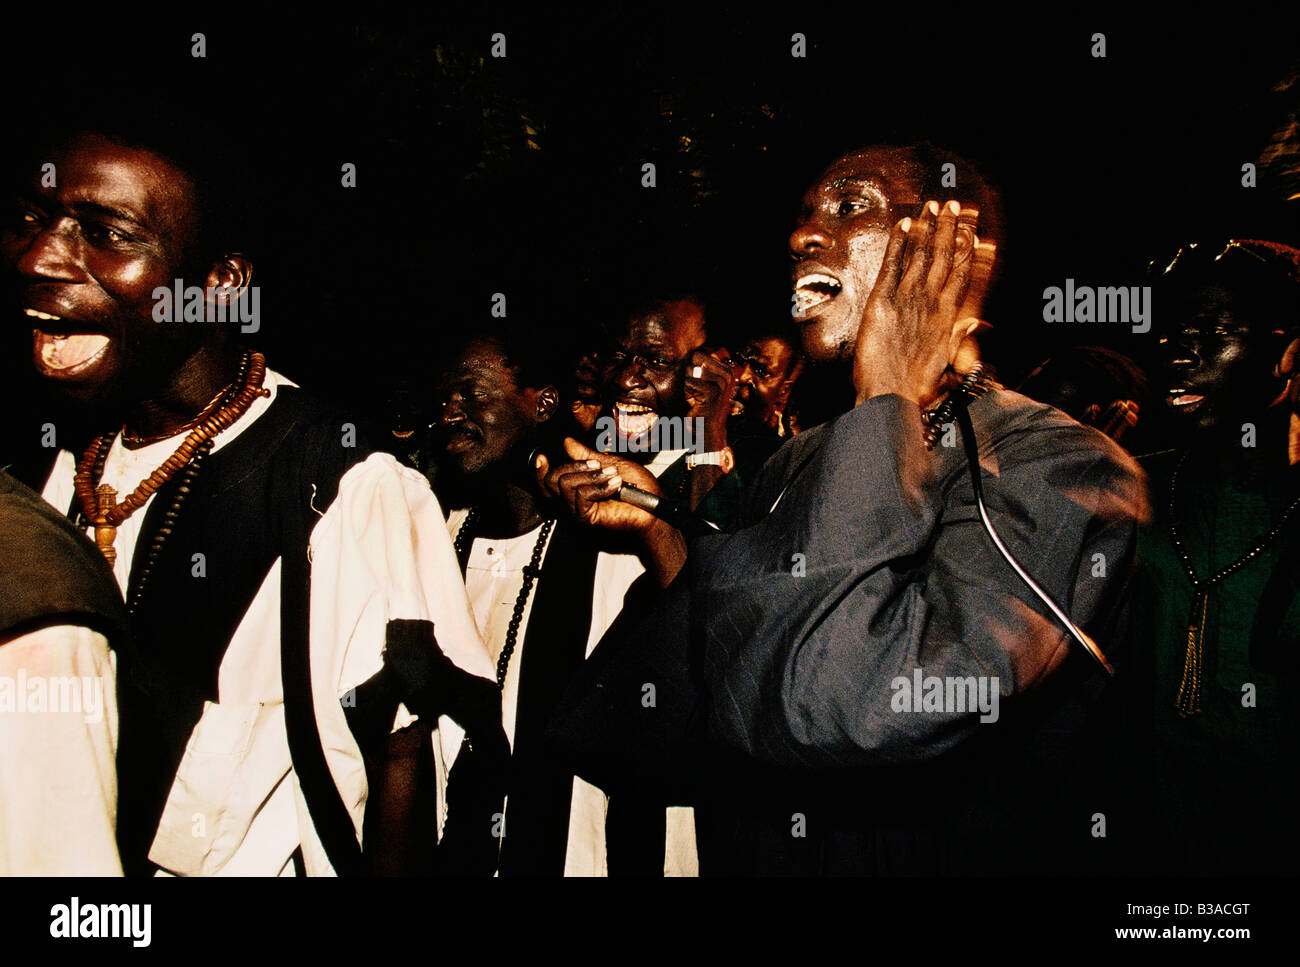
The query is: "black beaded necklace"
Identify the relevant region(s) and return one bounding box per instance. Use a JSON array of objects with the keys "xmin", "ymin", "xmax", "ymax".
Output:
[
  {"xmin": 921, "ymin": 364, "xmax": 996, "ymax": 450},
  {"xmin": 454, "ymin": 507, "xmax": 556, "ymax": 688},
  {"xmin": 1168, "ymin": 450, "xmax": 1300, "ymax": 717}
]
